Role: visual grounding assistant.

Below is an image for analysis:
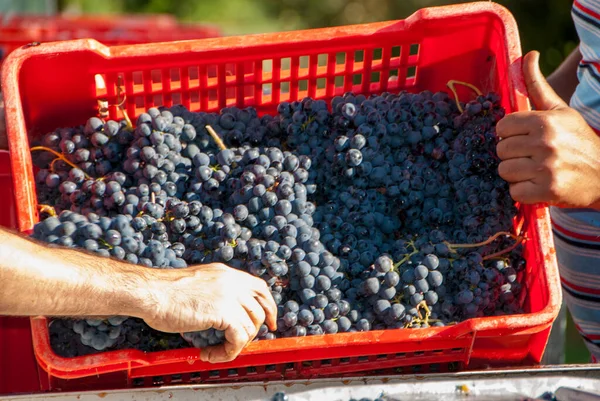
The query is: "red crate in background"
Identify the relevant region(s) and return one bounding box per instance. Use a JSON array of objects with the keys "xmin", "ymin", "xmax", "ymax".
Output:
[
  {"xmin": 0, "ymin": 1, "xmax": 561, "ymax": 391},
  {"xmin": 0, "ymin": 150, "xmax": 41, "ymax": 396},
  {"xmin": 0, "ymin": 13, "xmax": 221, "ymax": 63},
  {"xmin": 0, "ymin": 13, "xmax": 179, "ymax": 27}
]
